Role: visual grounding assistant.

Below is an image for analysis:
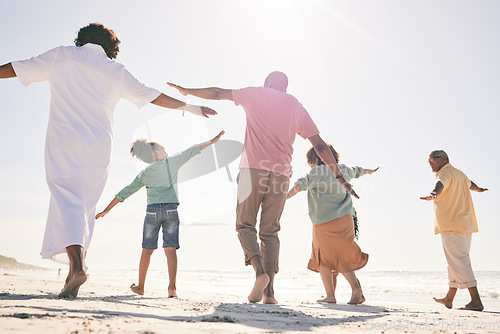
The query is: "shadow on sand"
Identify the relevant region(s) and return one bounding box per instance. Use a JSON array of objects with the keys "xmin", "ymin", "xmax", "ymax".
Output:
[{"xmin": 0, "ymin": 292, "xmax": 389, "ymax": 332}]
